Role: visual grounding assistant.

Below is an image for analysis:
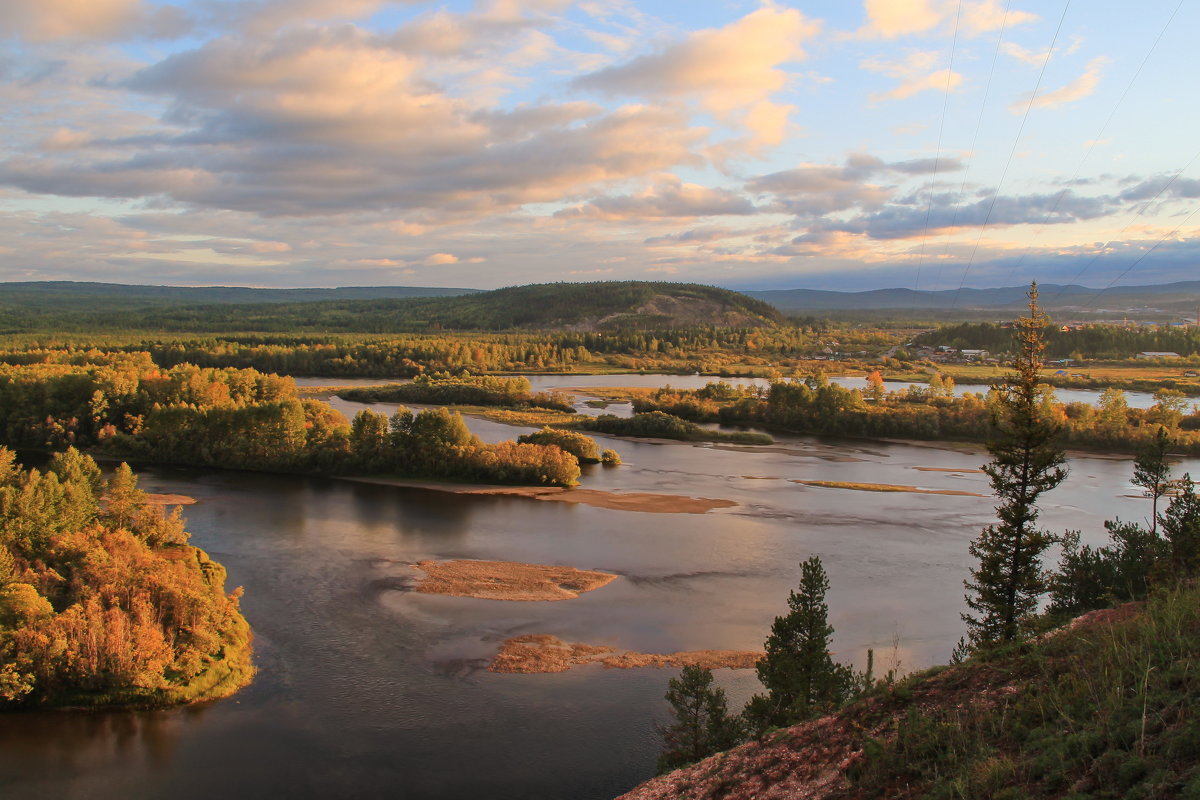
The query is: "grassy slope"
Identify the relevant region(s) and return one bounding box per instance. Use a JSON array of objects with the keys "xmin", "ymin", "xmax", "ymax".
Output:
[{"xmin": 619, "ymin": 586, "xmax": 1200, "ymax": 800}]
